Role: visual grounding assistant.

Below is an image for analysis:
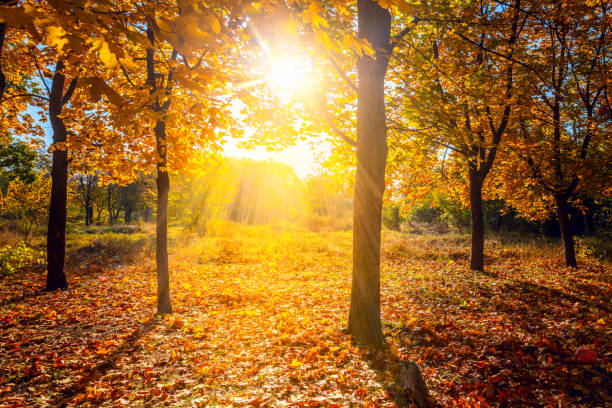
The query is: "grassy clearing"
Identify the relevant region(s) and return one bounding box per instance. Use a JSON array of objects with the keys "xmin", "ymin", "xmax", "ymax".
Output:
[{"xmin": 0, "ymin": 224, "xmax": 610, "ymax": 407}]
